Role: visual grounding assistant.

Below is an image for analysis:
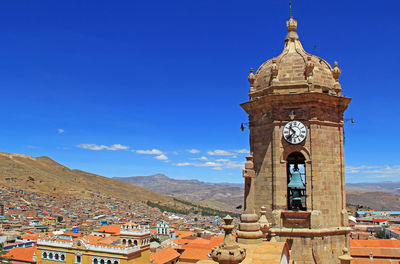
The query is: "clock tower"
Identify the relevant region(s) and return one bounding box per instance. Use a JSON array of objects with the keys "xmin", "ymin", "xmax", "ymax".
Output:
[{"xmin": 239, "ymin": 16, "xmax": 351, "ymax": 263}]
